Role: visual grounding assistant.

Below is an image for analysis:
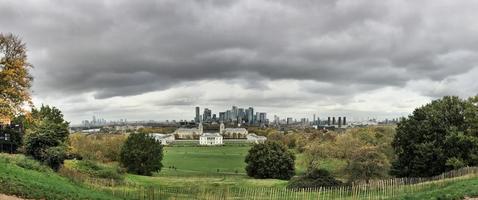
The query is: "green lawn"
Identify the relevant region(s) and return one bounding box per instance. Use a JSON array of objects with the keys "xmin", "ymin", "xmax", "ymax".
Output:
[
  {"xmin": 395, "ymin": 177, "xmax": 478, "ymax": 200},
  {"xmin": 126, "ymin": 146, "xmax": 346, "ymax": 190},
  {"xmin": 161, "ymin": 146, "xmax": 250, "ymax": 175}
]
